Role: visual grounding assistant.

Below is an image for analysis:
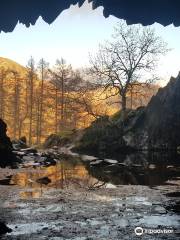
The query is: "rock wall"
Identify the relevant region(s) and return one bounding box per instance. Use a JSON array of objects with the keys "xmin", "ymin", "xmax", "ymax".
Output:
[{"xmin": 127, "ymin": 73, "xmax": 180, "ymax": 150}]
